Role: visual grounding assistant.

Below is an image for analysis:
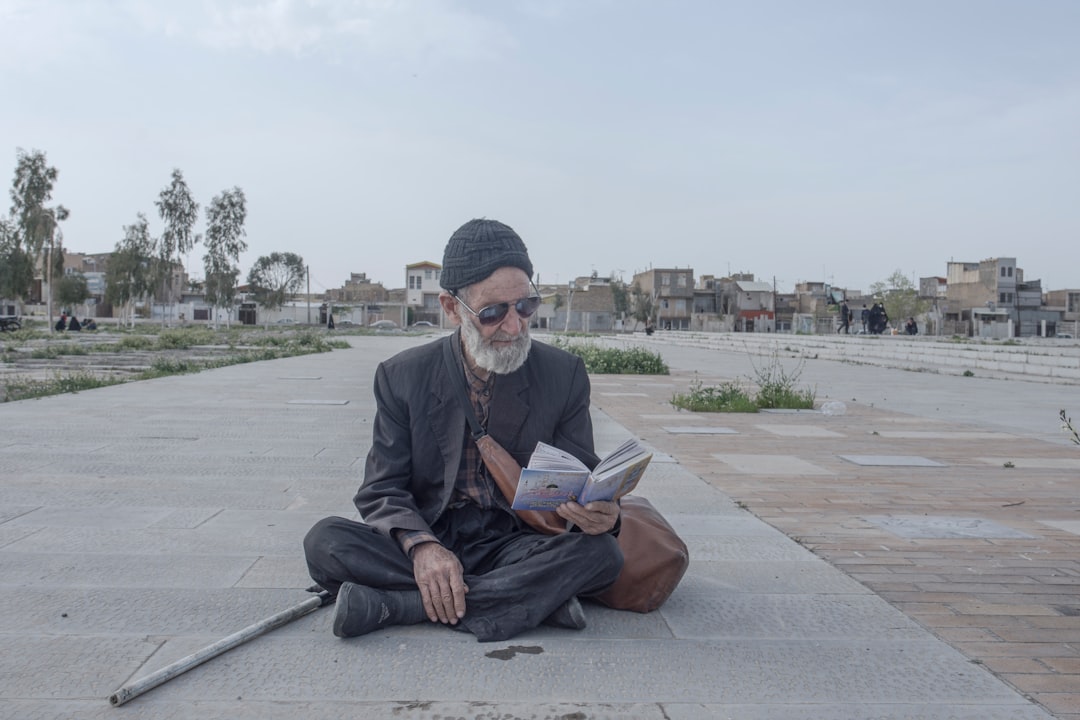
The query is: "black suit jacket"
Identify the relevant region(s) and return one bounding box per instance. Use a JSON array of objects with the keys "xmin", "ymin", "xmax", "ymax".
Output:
[{"xmin": 355, "ymin": 330, "xmax": 599, "ymax": 538}]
